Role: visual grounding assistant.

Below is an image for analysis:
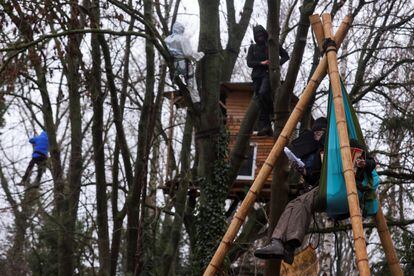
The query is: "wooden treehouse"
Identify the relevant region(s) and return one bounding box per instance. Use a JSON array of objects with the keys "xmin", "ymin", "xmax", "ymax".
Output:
[
  {"xmin": 221, "ymin": 82, "xmax": 273, "ymax": 201},
  {"xmin": 163, "ymin": 82, "xmax": 298, "ymax": 201},
  {"xmin": 221, "ymin": 82, "xmax": 298, "ymax": 202}
]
